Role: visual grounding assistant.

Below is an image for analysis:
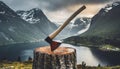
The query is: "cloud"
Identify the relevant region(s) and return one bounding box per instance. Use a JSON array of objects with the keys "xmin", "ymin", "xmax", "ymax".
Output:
[
  {"xmin": 1, "ymin": 0, "xmax": 114, "ymax": 11},
  {"xmin": 37, "ymin": 0, "xmax": 113, "ymax": 11},
  {"xmin": 1, "ymin": 0, "xmax": 119, "ymax": 23},
  {"xmin": 1, "ymin": 0, "xmax": 40, "ymax": 10}
]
